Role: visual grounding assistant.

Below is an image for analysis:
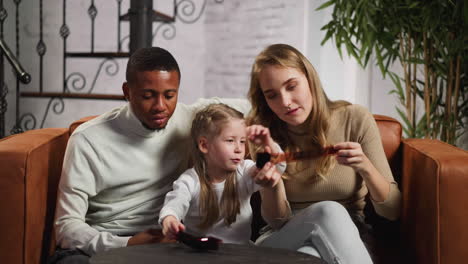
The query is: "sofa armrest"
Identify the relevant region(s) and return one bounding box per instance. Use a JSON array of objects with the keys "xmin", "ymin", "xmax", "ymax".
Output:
[
  {"xmin": 0, "ymin": 128, "xmax": 69, "ymax": 264},
  {"xmin": 401, "ymin": 138, "xmax": 468, "ymax": 264}
]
